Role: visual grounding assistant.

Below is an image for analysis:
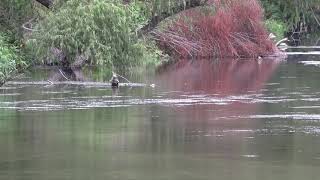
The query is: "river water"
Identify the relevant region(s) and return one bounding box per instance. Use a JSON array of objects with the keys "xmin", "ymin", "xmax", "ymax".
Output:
[{"xmin": 1, "ymin": 49, "xmax": 320, "ymax": 179}]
